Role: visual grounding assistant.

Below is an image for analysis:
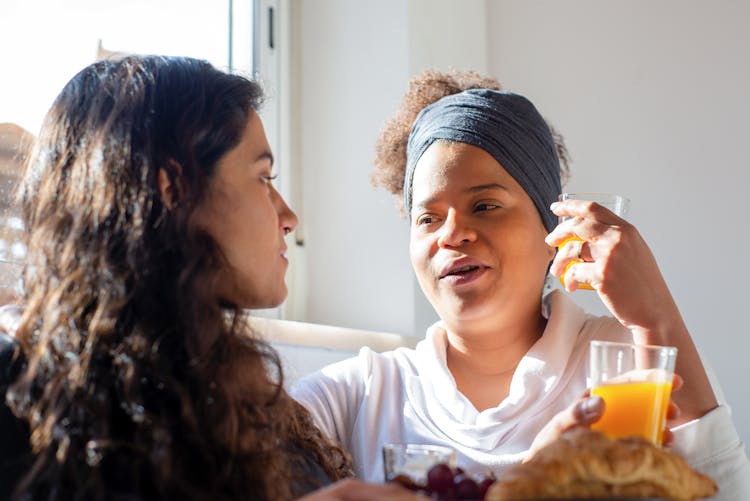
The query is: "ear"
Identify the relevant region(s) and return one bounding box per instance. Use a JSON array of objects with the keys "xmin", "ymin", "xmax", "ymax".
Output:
[{"xmin": 157, "ymin": 160, "xmax": 185, "ymax": 210}]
